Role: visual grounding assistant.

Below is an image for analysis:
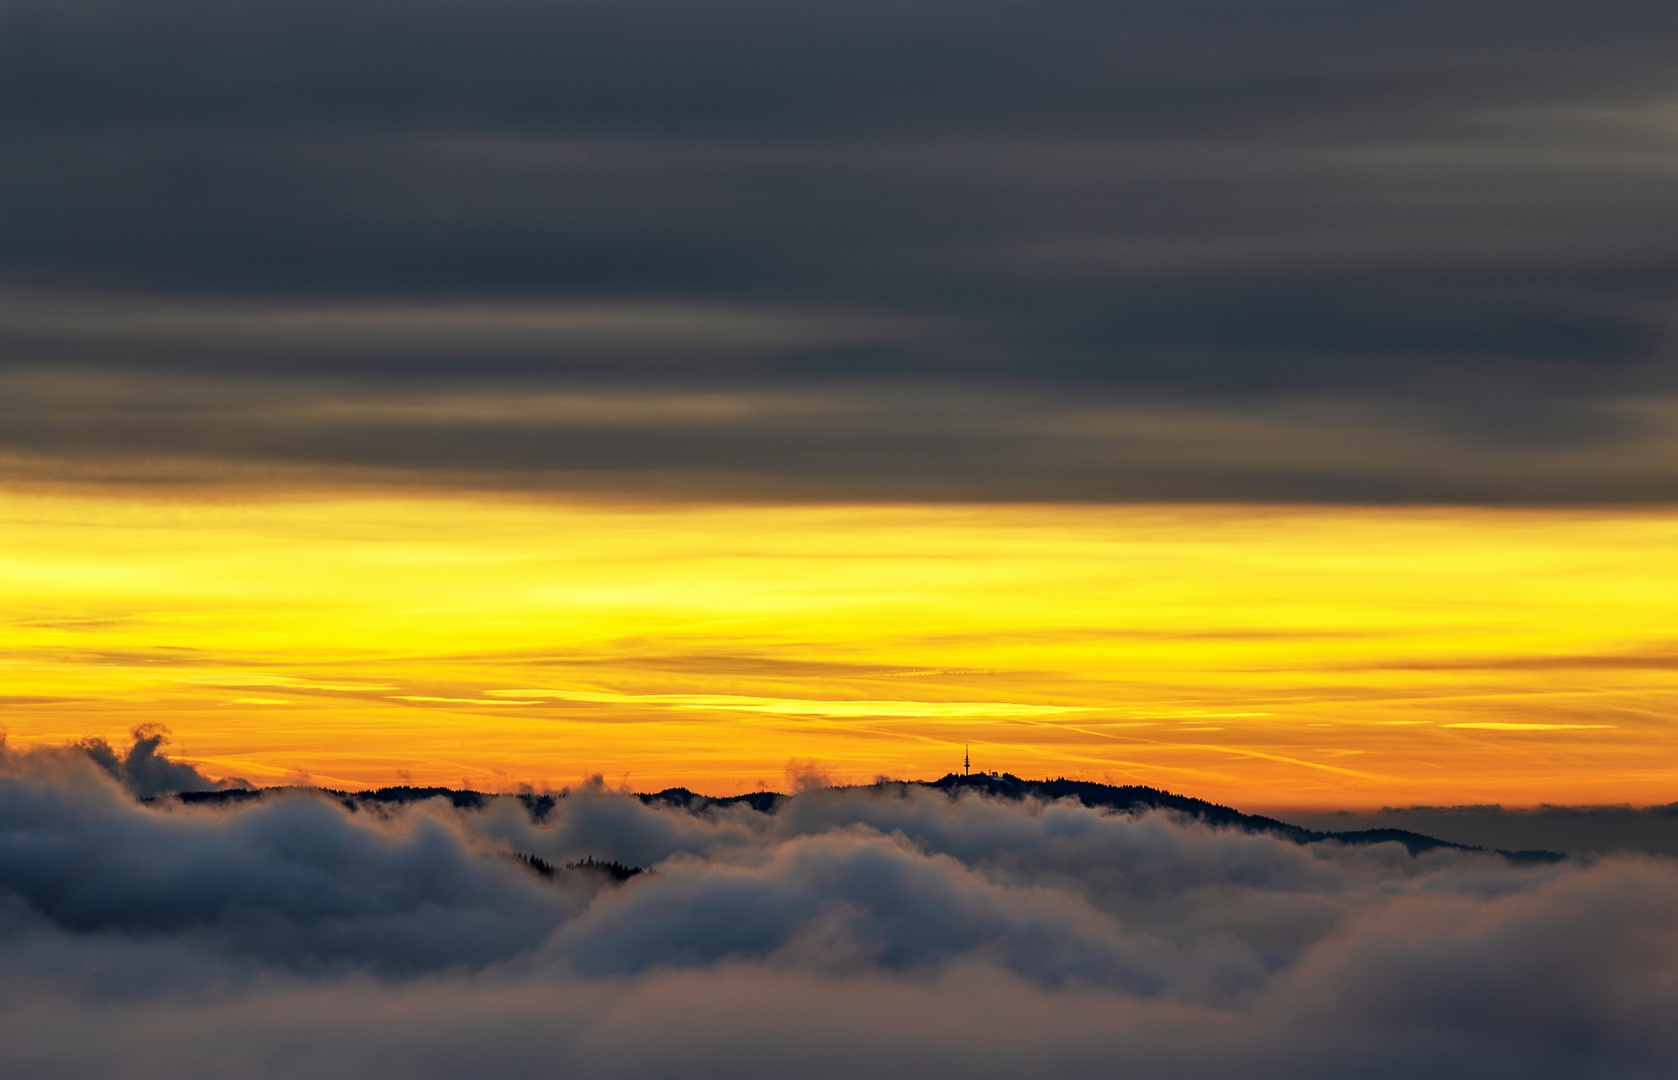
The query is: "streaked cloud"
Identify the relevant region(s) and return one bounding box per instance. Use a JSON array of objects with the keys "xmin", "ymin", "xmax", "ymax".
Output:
[
  {"xmin": 2, "ymin": 0, "xmax": 1678, "ymax": 500},
  {"xmin": 485, "ymin": 688, "xmax": 1085, "ymax": 719},
  {"xmin": 0, "ymin": 290, "xmax": 878, "ymax": 356},
  {"xmin": 1442, "ymin": 722, "xmax": 1616, "ymax": 731}
]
